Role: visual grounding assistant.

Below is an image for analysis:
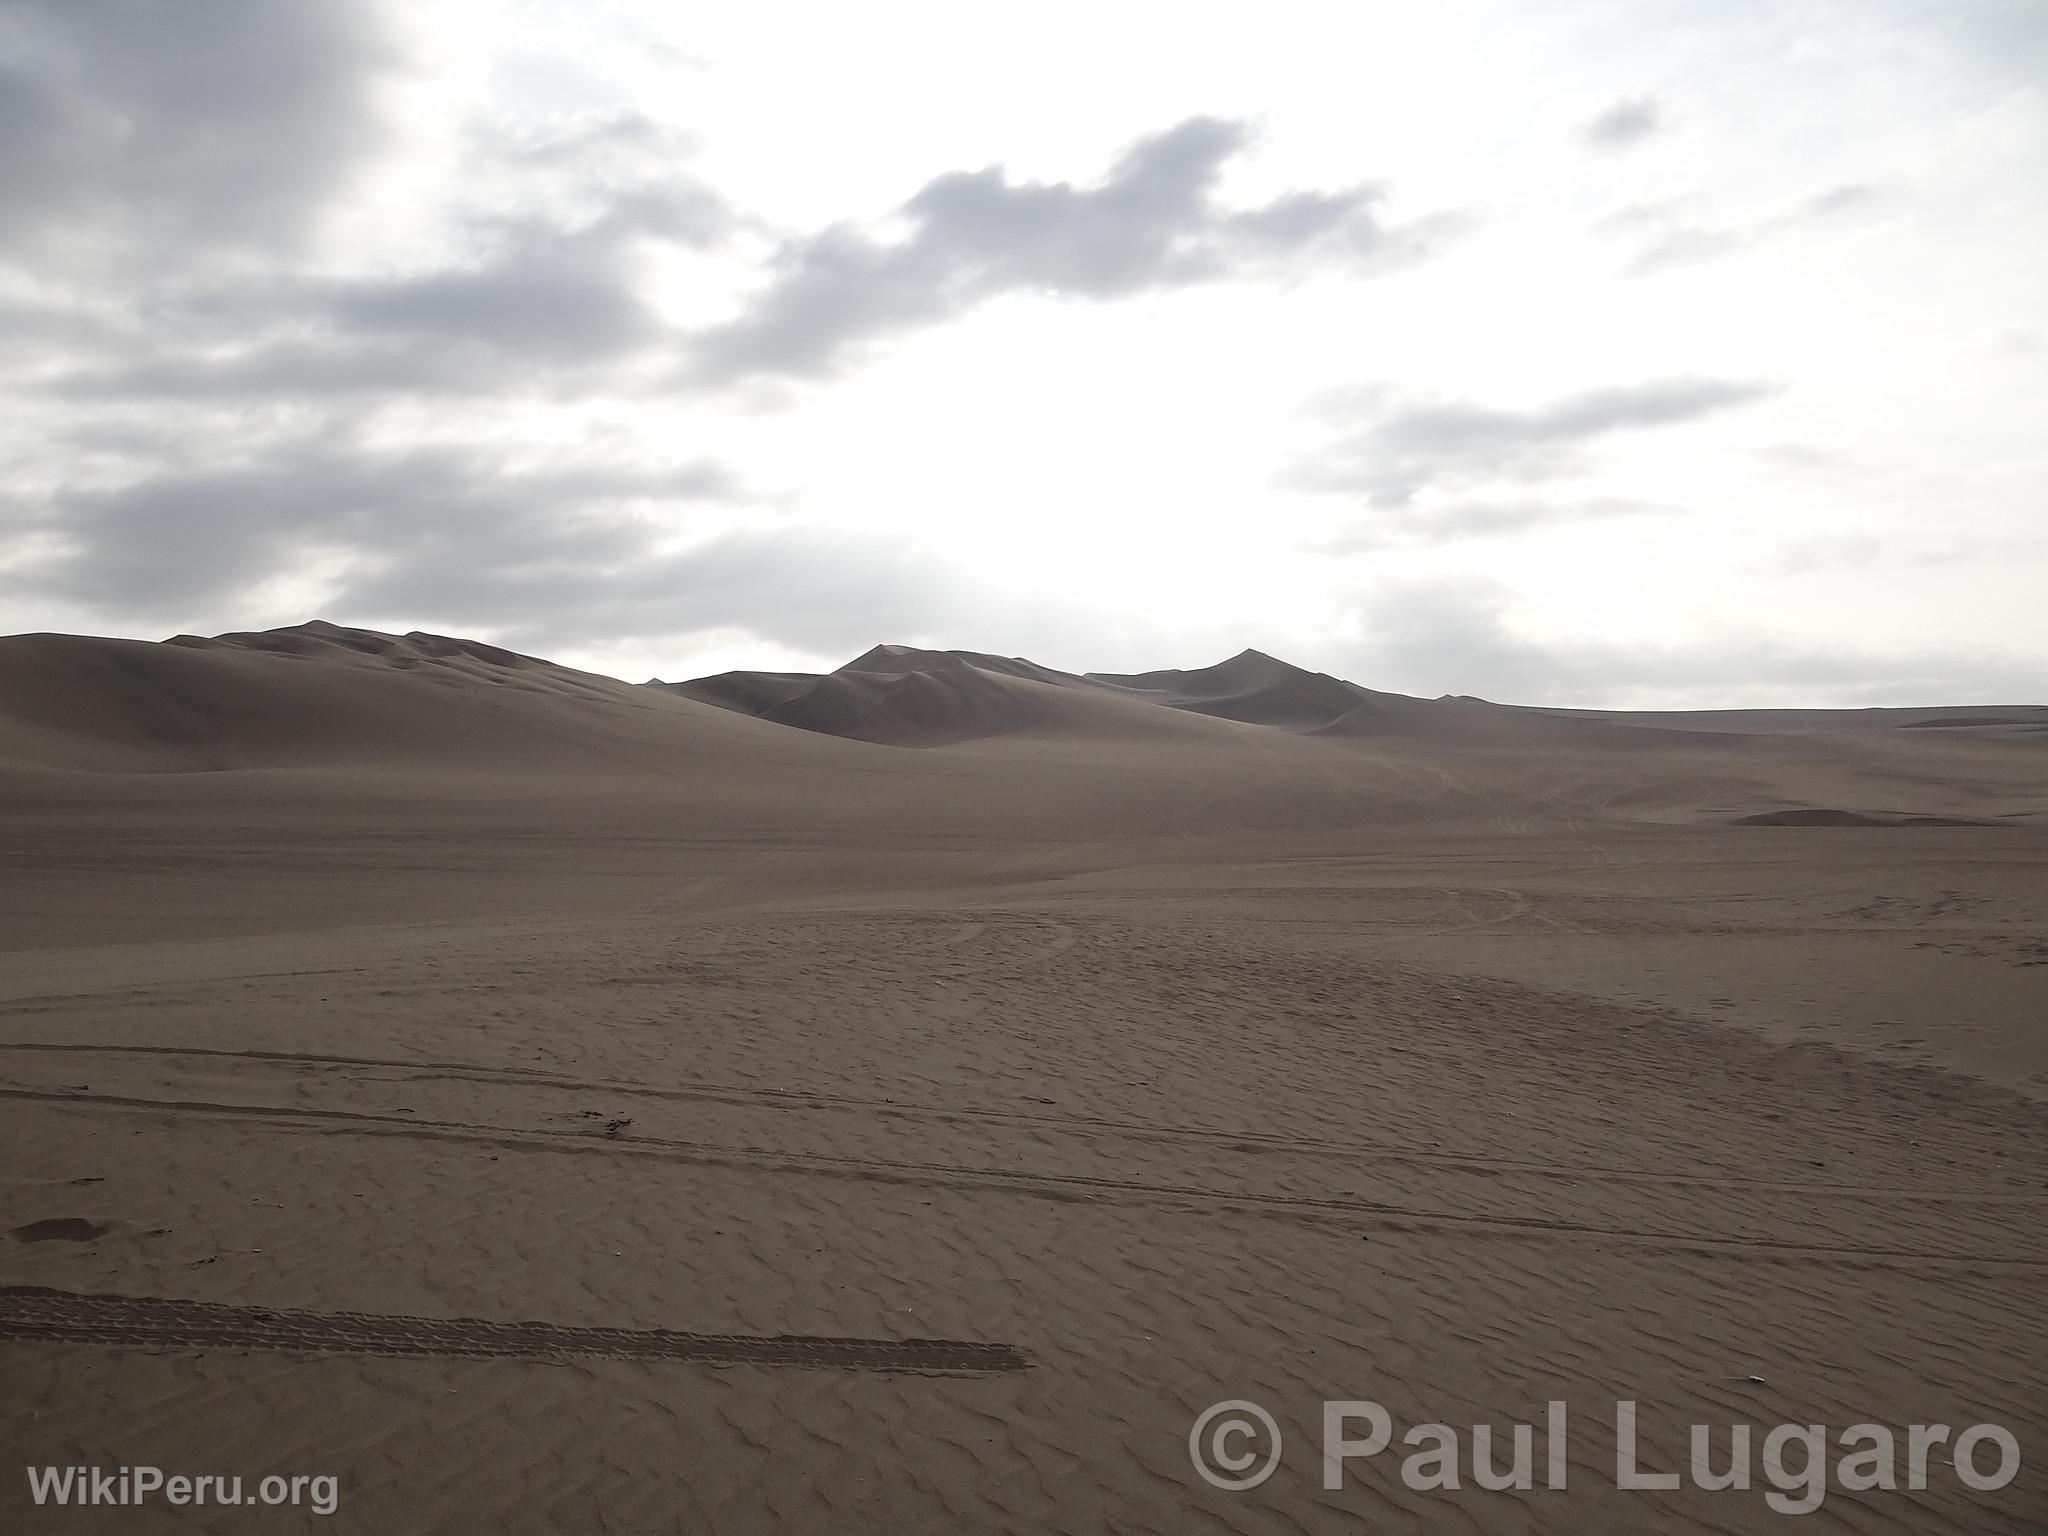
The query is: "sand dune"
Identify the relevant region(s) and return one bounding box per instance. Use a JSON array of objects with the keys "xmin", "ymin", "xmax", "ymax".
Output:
[
  {"xmin": 1088, "ymin": 646, "xmax": 1388, "ymax": 729},
  {"xmin": 5, "ymin": 625, "xmax": 2043, "ymax": 835},
  {"xmin": 0, "ymin": 622, "xmax": 904, "ymax": 795},
  {"xmin": 661, "ymin": 643, "xmax": 1157, "ymax": 745},
  {"xmin": 835, "ymin": 643, "xmax": 1087, "ymax": 688},
  {"xmin": 0, "ymin": 623, "xmax": 662, "ymax": 775},
  {"xmin": 657, "ymin": 668, "xmax": 825, "ymax": 716},
  {"xmin": 672, "ymin": 642, "xmax": 1407, "ymax": 740},
  {"xmin": 763, "ymin": 665, "xmax": 1066, "ymax": 746},
  {"xmin": 2, "ymin": 621, "xmax": 2045, "ymax": 1535},
  {"xmin": 172, "ymin": 619, "xmax": 623, "ymax": 696}
]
